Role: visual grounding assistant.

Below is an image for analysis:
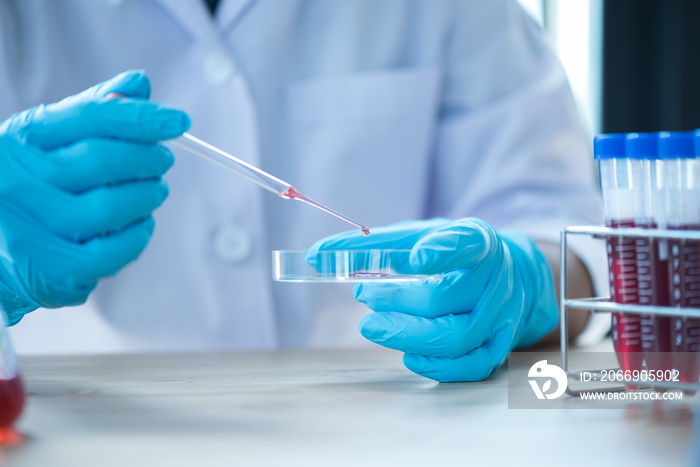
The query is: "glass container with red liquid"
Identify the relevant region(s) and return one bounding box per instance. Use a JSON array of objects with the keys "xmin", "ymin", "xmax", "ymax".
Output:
[
  {"xmin": 662, "ymin": 131, "xmax": 700, "ymax": 391},
  {"xmin": 626, "ymin": 133, "xmax": 673, "ymax": 376},
  {"xmin": 0, "ymin": 311, "xmax": 24, "ymax": 444},
  {"xmin": 595, "ymin": 134, "xmax": 644, "ymax": 378}
]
